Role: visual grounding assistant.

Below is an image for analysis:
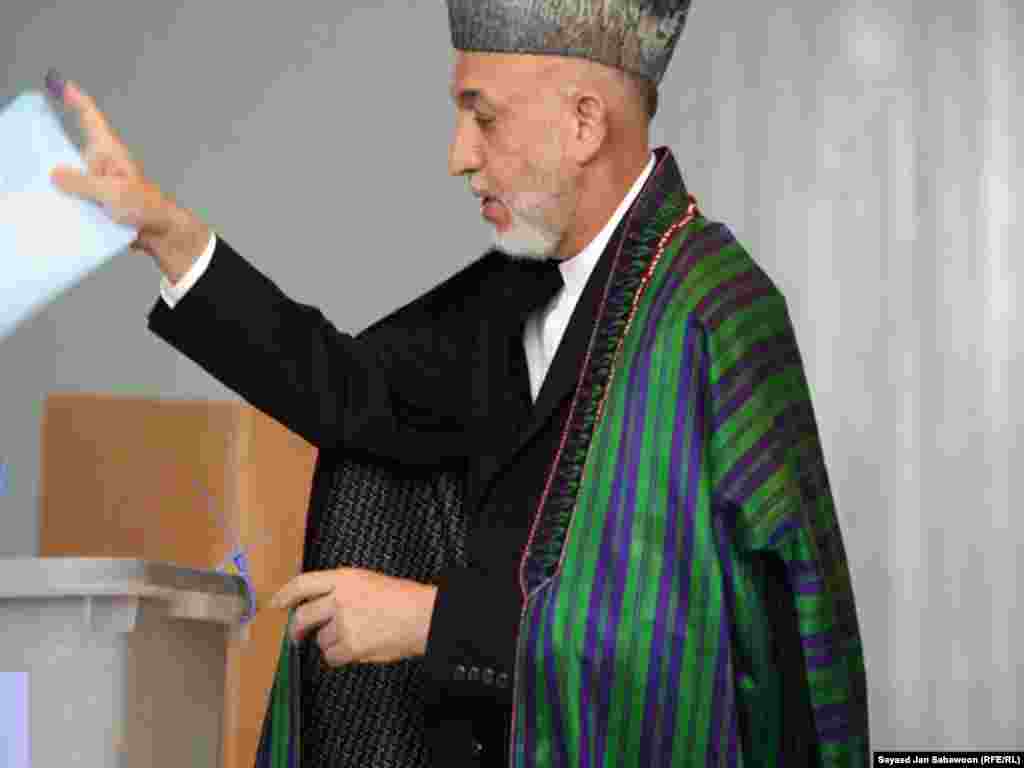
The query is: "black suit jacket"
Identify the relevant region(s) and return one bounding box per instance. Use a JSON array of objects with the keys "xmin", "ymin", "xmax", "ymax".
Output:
[{"xmin": 148, "ymin": 213, "xmax": 626, "ymax": 766}]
